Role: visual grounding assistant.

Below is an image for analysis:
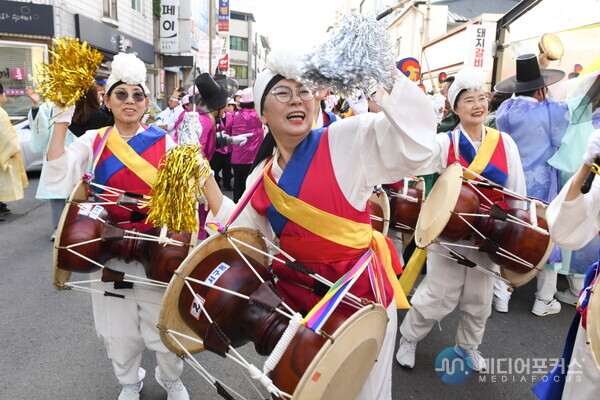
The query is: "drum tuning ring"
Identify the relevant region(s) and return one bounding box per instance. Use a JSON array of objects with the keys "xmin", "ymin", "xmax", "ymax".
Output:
[{"xmin": 318, "ymin": 330, "xmax": 335, "ymax": 343}]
